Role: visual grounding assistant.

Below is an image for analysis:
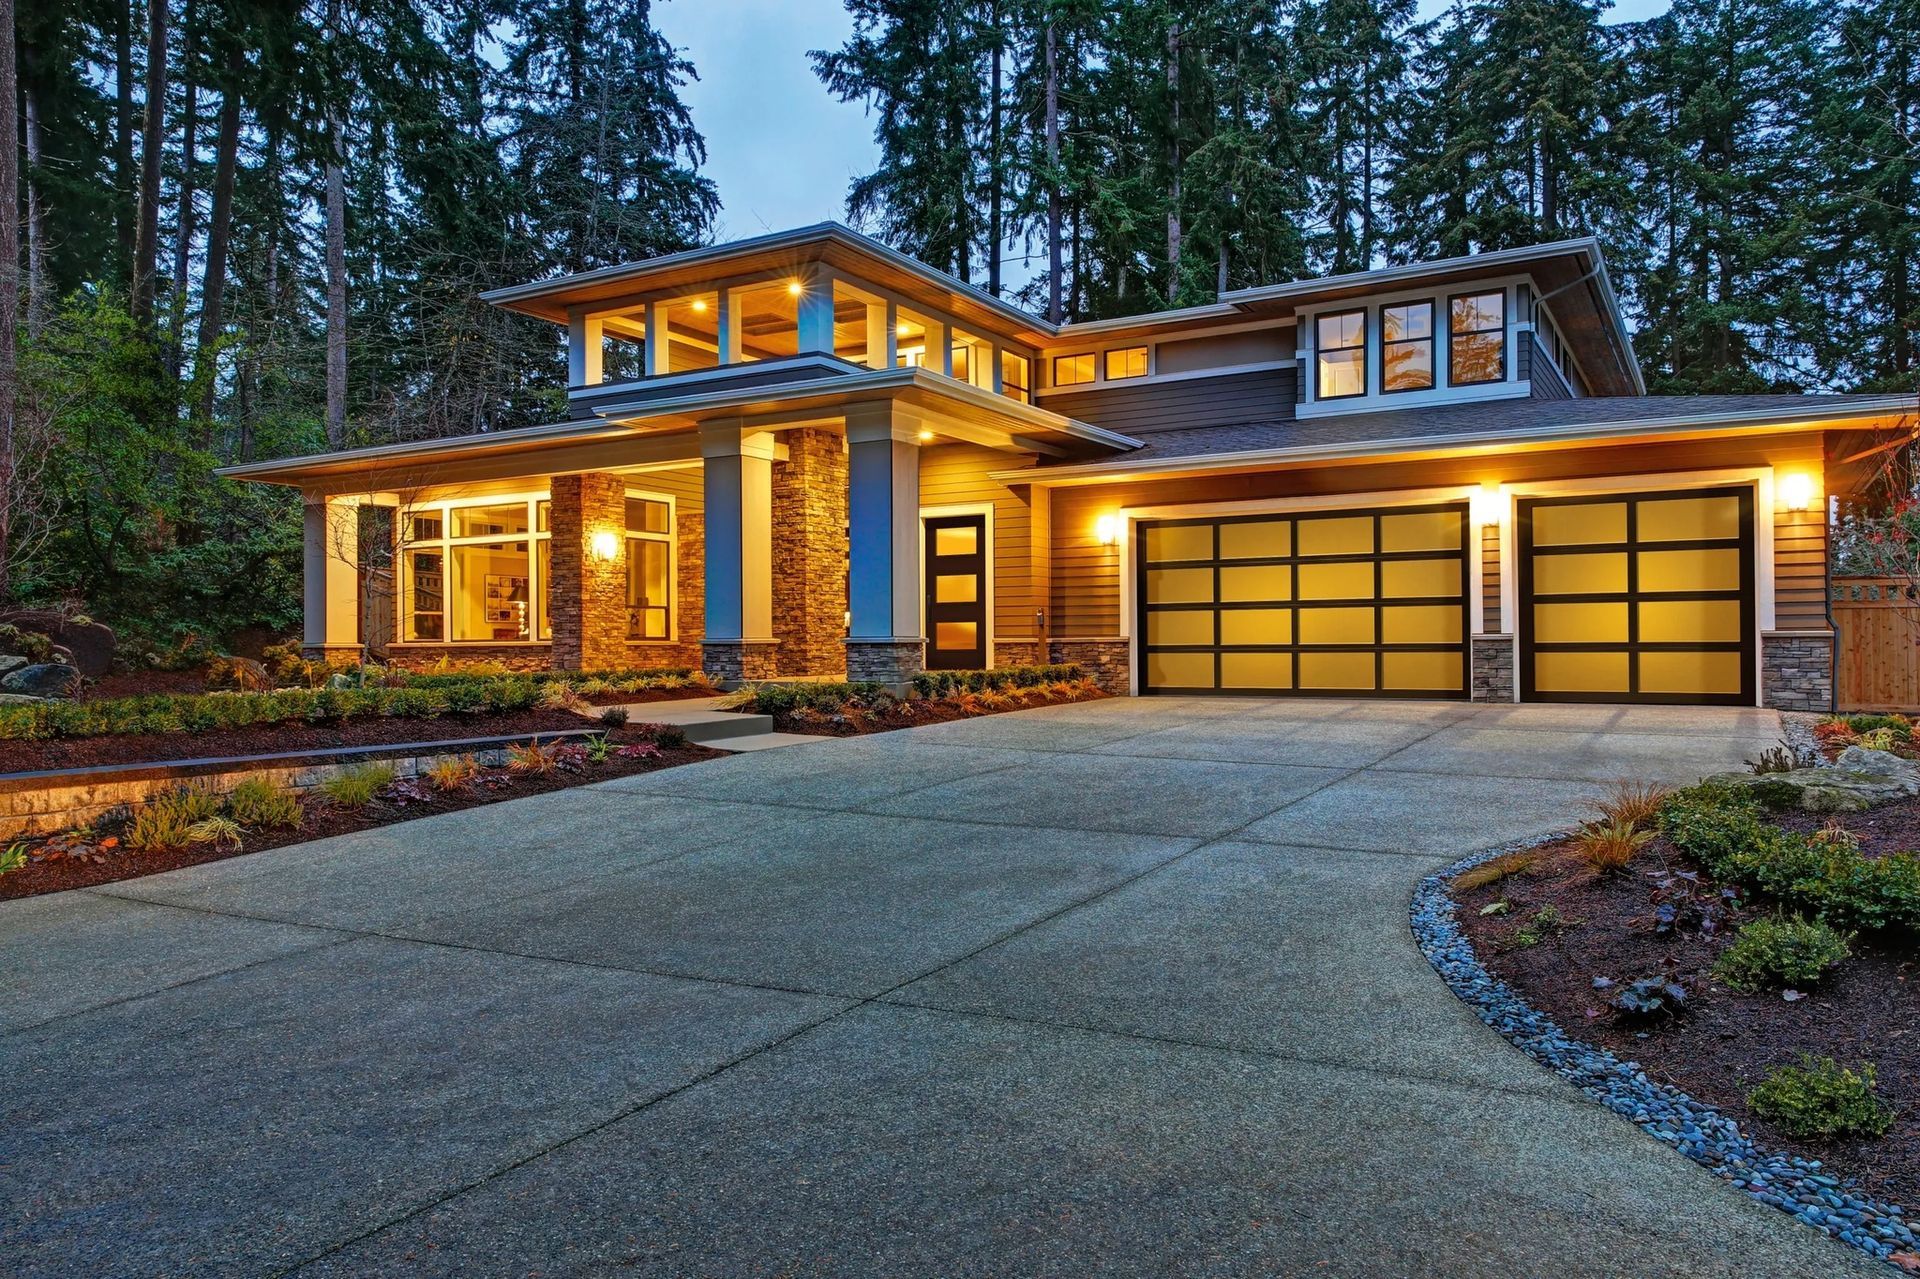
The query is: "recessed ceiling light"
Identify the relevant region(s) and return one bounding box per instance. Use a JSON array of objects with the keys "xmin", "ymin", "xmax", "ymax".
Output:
[
  {"xmin": 917, "ymin": 429, "xmax": 934, "ymax": 443},
  {"xmin": 691, "ymin": 299, "xmax": 708, "ymax": 313}
]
